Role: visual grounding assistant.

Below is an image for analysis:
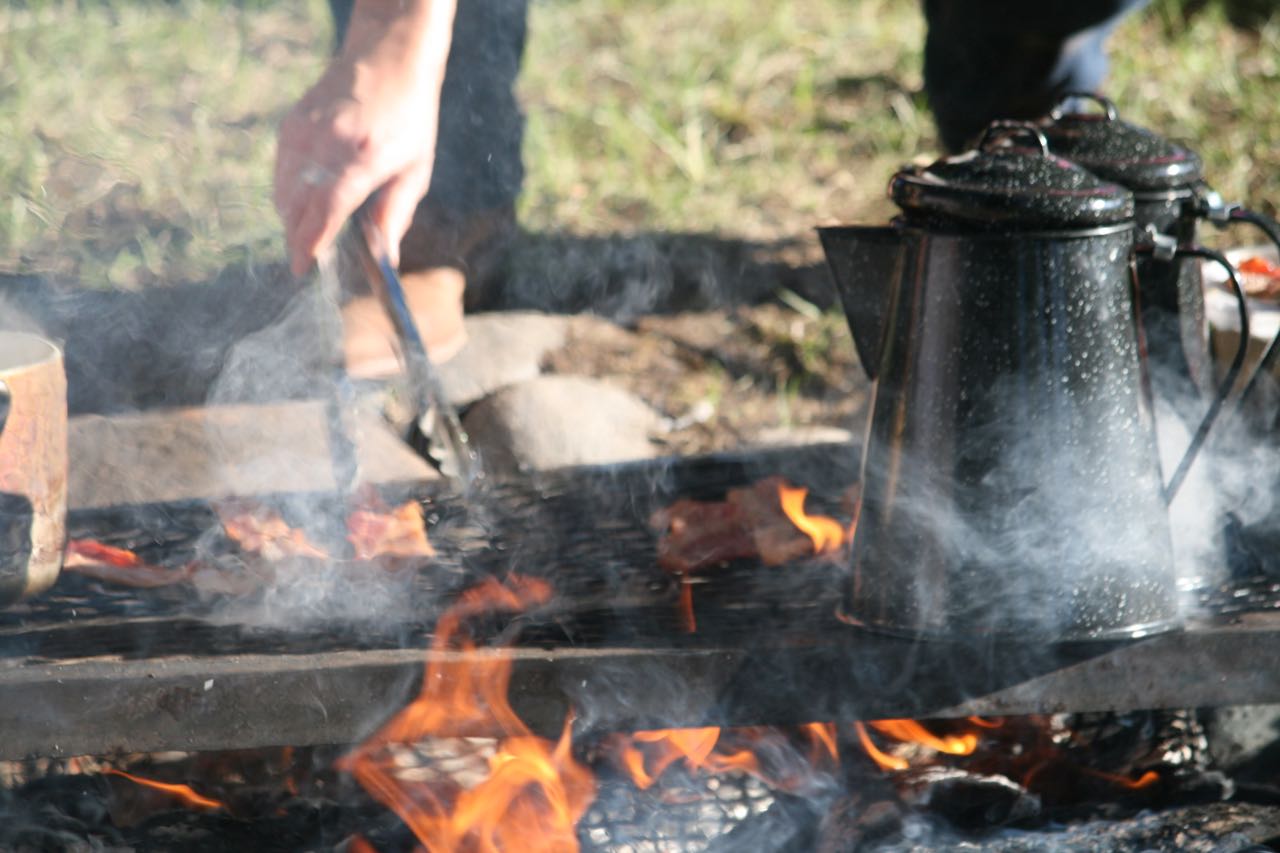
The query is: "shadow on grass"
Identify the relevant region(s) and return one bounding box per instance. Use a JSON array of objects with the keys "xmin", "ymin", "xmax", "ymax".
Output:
[
  {"xmin": 483, "ymin": 229, "xmax": 835, "ymax": 319},
  {"xmin": 0, "ymin": 229, "xmax": 838, "ymax": 415}
]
